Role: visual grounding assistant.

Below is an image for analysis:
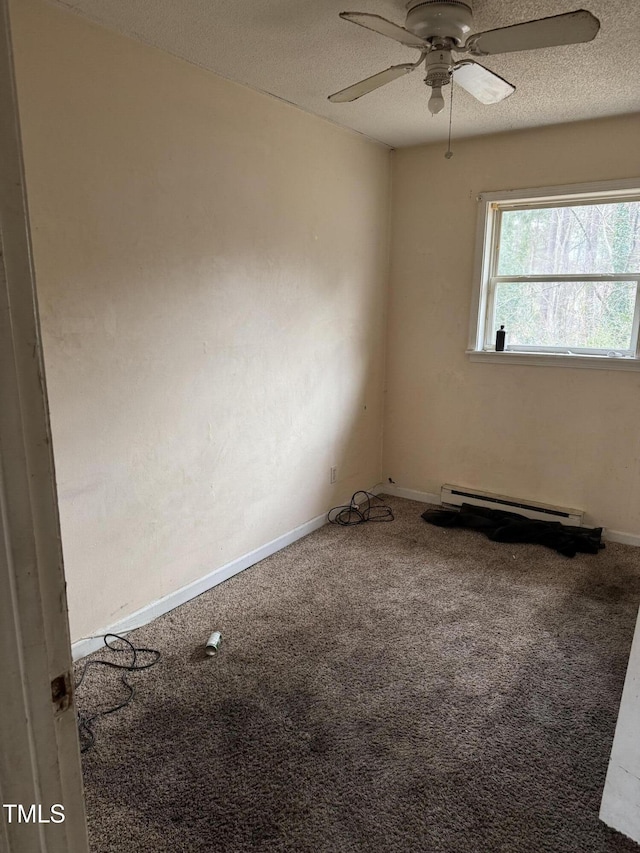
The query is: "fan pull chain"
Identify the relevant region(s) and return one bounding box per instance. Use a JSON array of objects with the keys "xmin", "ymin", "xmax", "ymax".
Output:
[{"xmin": 445, "ymin": 78, "xmax": 454, "ymax": 159}]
